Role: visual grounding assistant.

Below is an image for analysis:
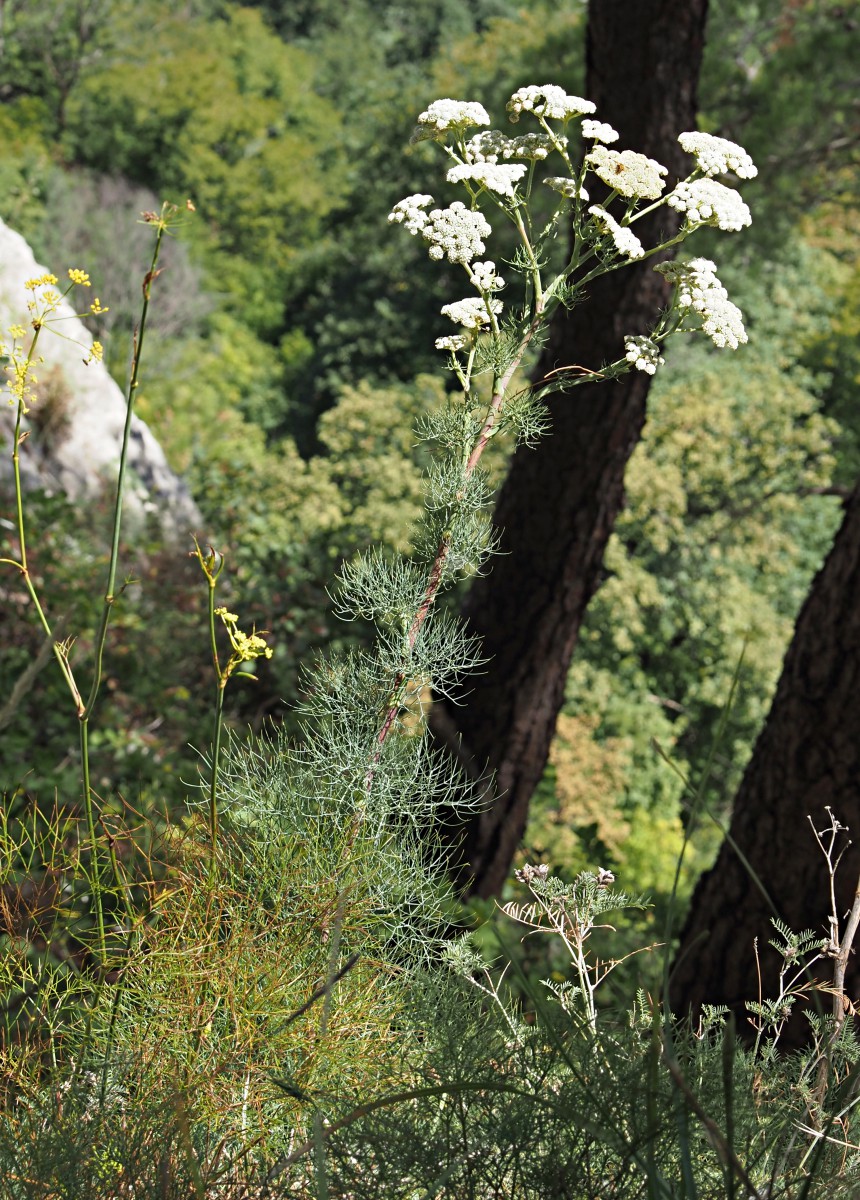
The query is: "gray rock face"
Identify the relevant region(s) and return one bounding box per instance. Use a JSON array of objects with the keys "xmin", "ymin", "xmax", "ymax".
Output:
[{"xmin": 0, "ymin": 217, "xmax": 201, "ymax": 540}]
